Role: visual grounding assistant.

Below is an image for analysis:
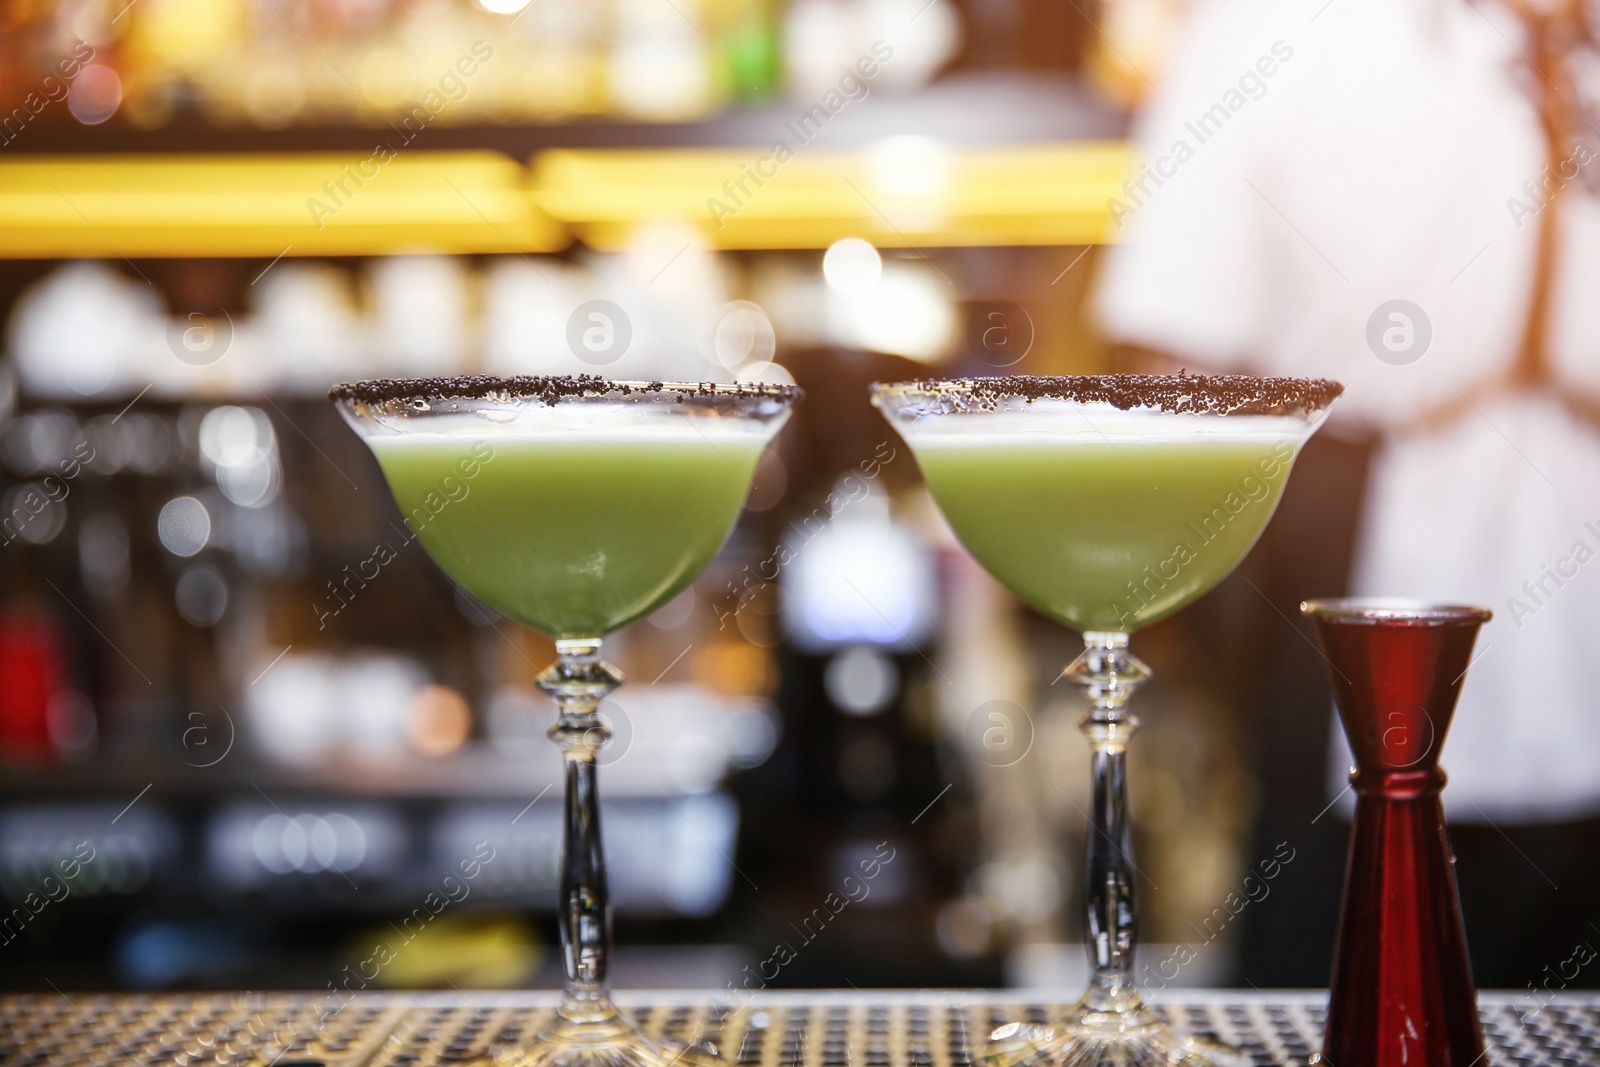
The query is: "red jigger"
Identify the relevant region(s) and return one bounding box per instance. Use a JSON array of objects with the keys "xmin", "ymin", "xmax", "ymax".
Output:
[{"xmin": 1301, "ymin": 599, "xmax": 1490, "ymax": 1067}]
